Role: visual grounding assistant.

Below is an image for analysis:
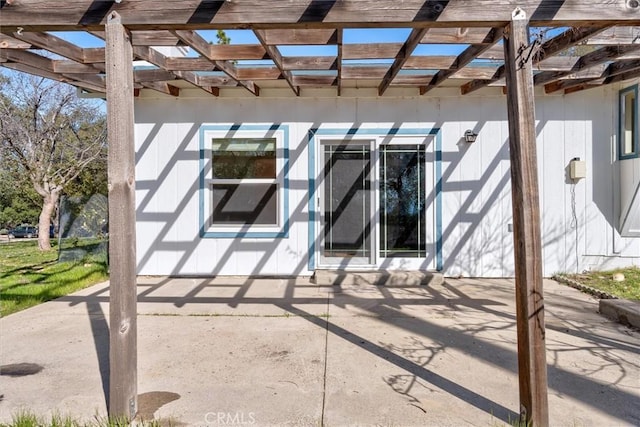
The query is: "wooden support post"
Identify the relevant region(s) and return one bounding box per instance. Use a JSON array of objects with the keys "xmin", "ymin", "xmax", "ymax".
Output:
[
  {"xmin": 503, "ymin": 8, "xmax": 549, "ymax": 427},
  {"xmin": 105, "ymin": 11, "xmax": 138, "ymax": 421}
]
